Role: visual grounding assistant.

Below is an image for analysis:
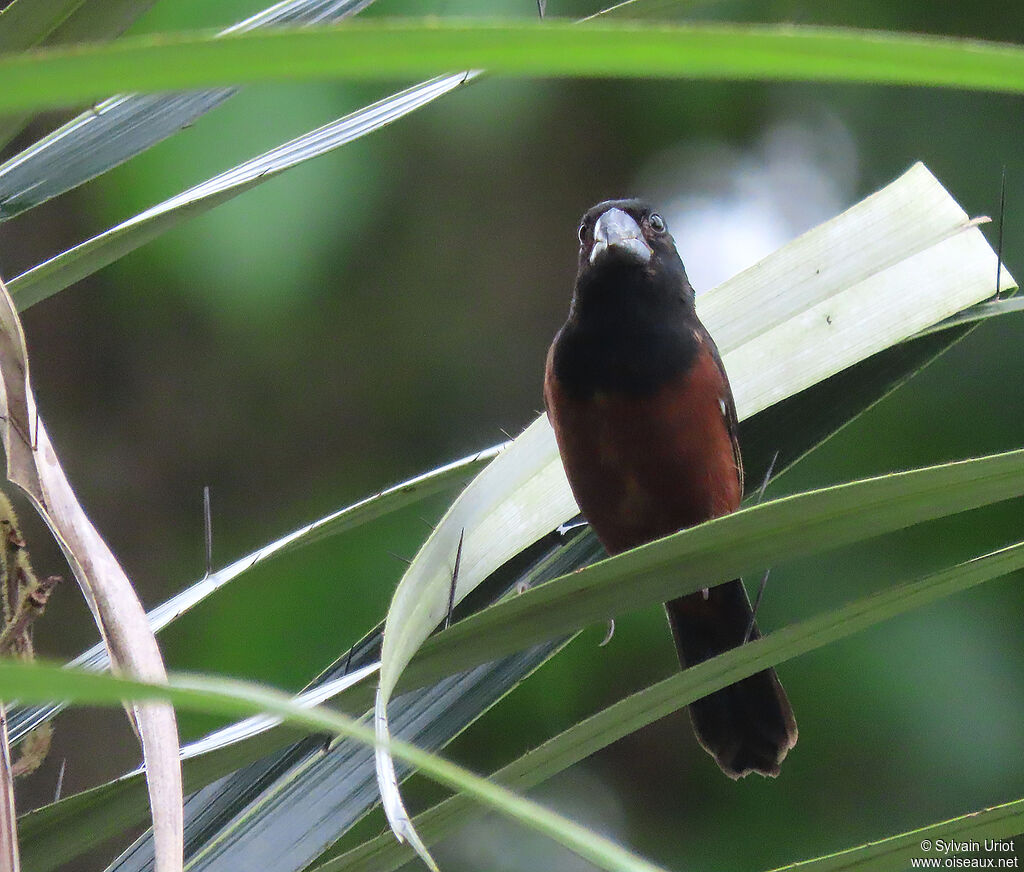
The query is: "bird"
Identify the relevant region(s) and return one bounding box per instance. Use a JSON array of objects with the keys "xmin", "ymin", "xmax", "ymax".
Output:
[{"xmin": 544, "ymin": 199, "xmax": 797, "ymax": 778}]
